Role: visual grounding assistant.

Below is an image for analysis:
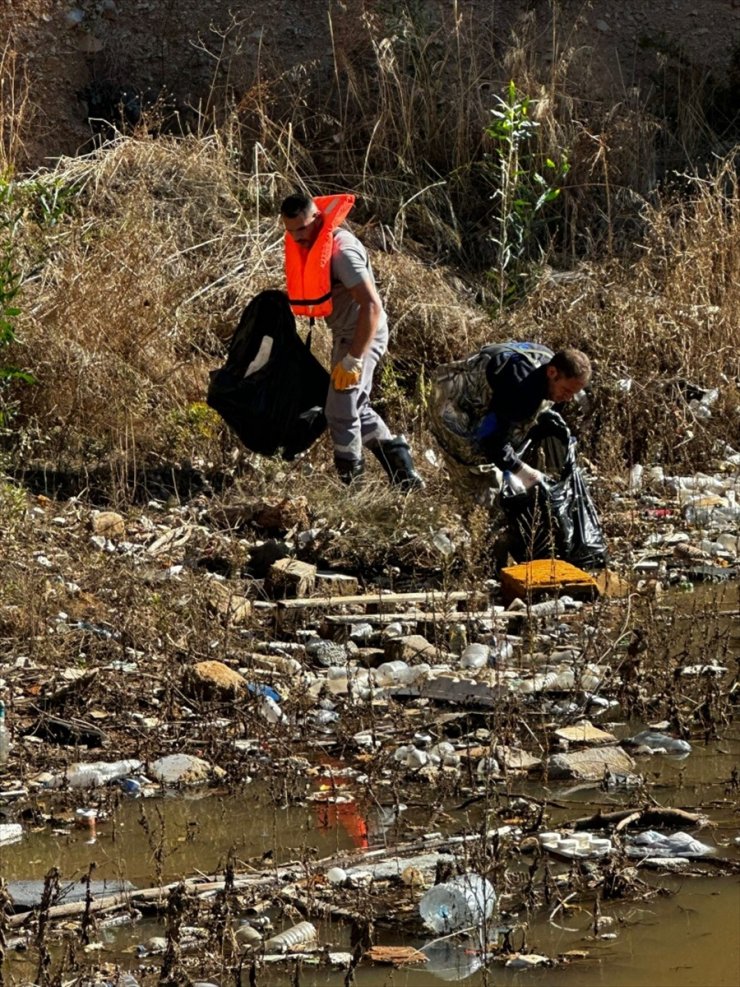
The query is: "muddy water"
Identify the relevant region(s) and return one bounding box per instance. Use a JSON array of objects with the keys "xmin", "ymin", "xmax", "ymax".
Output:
[{"xmin": 1, "ymin": 586, "xmax": 738, "ymax": 986}]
